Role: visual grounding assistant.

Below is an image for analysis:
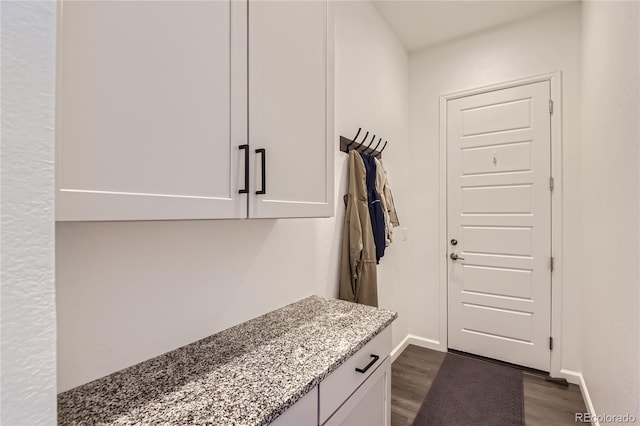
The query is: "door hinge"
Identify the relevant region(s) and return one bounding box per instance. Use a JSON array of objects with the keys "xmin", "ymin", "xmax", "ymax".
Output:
[
  {"xmin": 549, "ymin": 337, "xmax": 554, "ymax": 350},
  {"xmin": 550, "ymin": 256, "xmax": 555, "ymax": 272},
  {"xmin": 549, "ymin": 177, "xmax": 554, "ymax": 192},
  {"xmin": 549, "ymin": 99, "xmax": 554, "ymax": 114}
]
